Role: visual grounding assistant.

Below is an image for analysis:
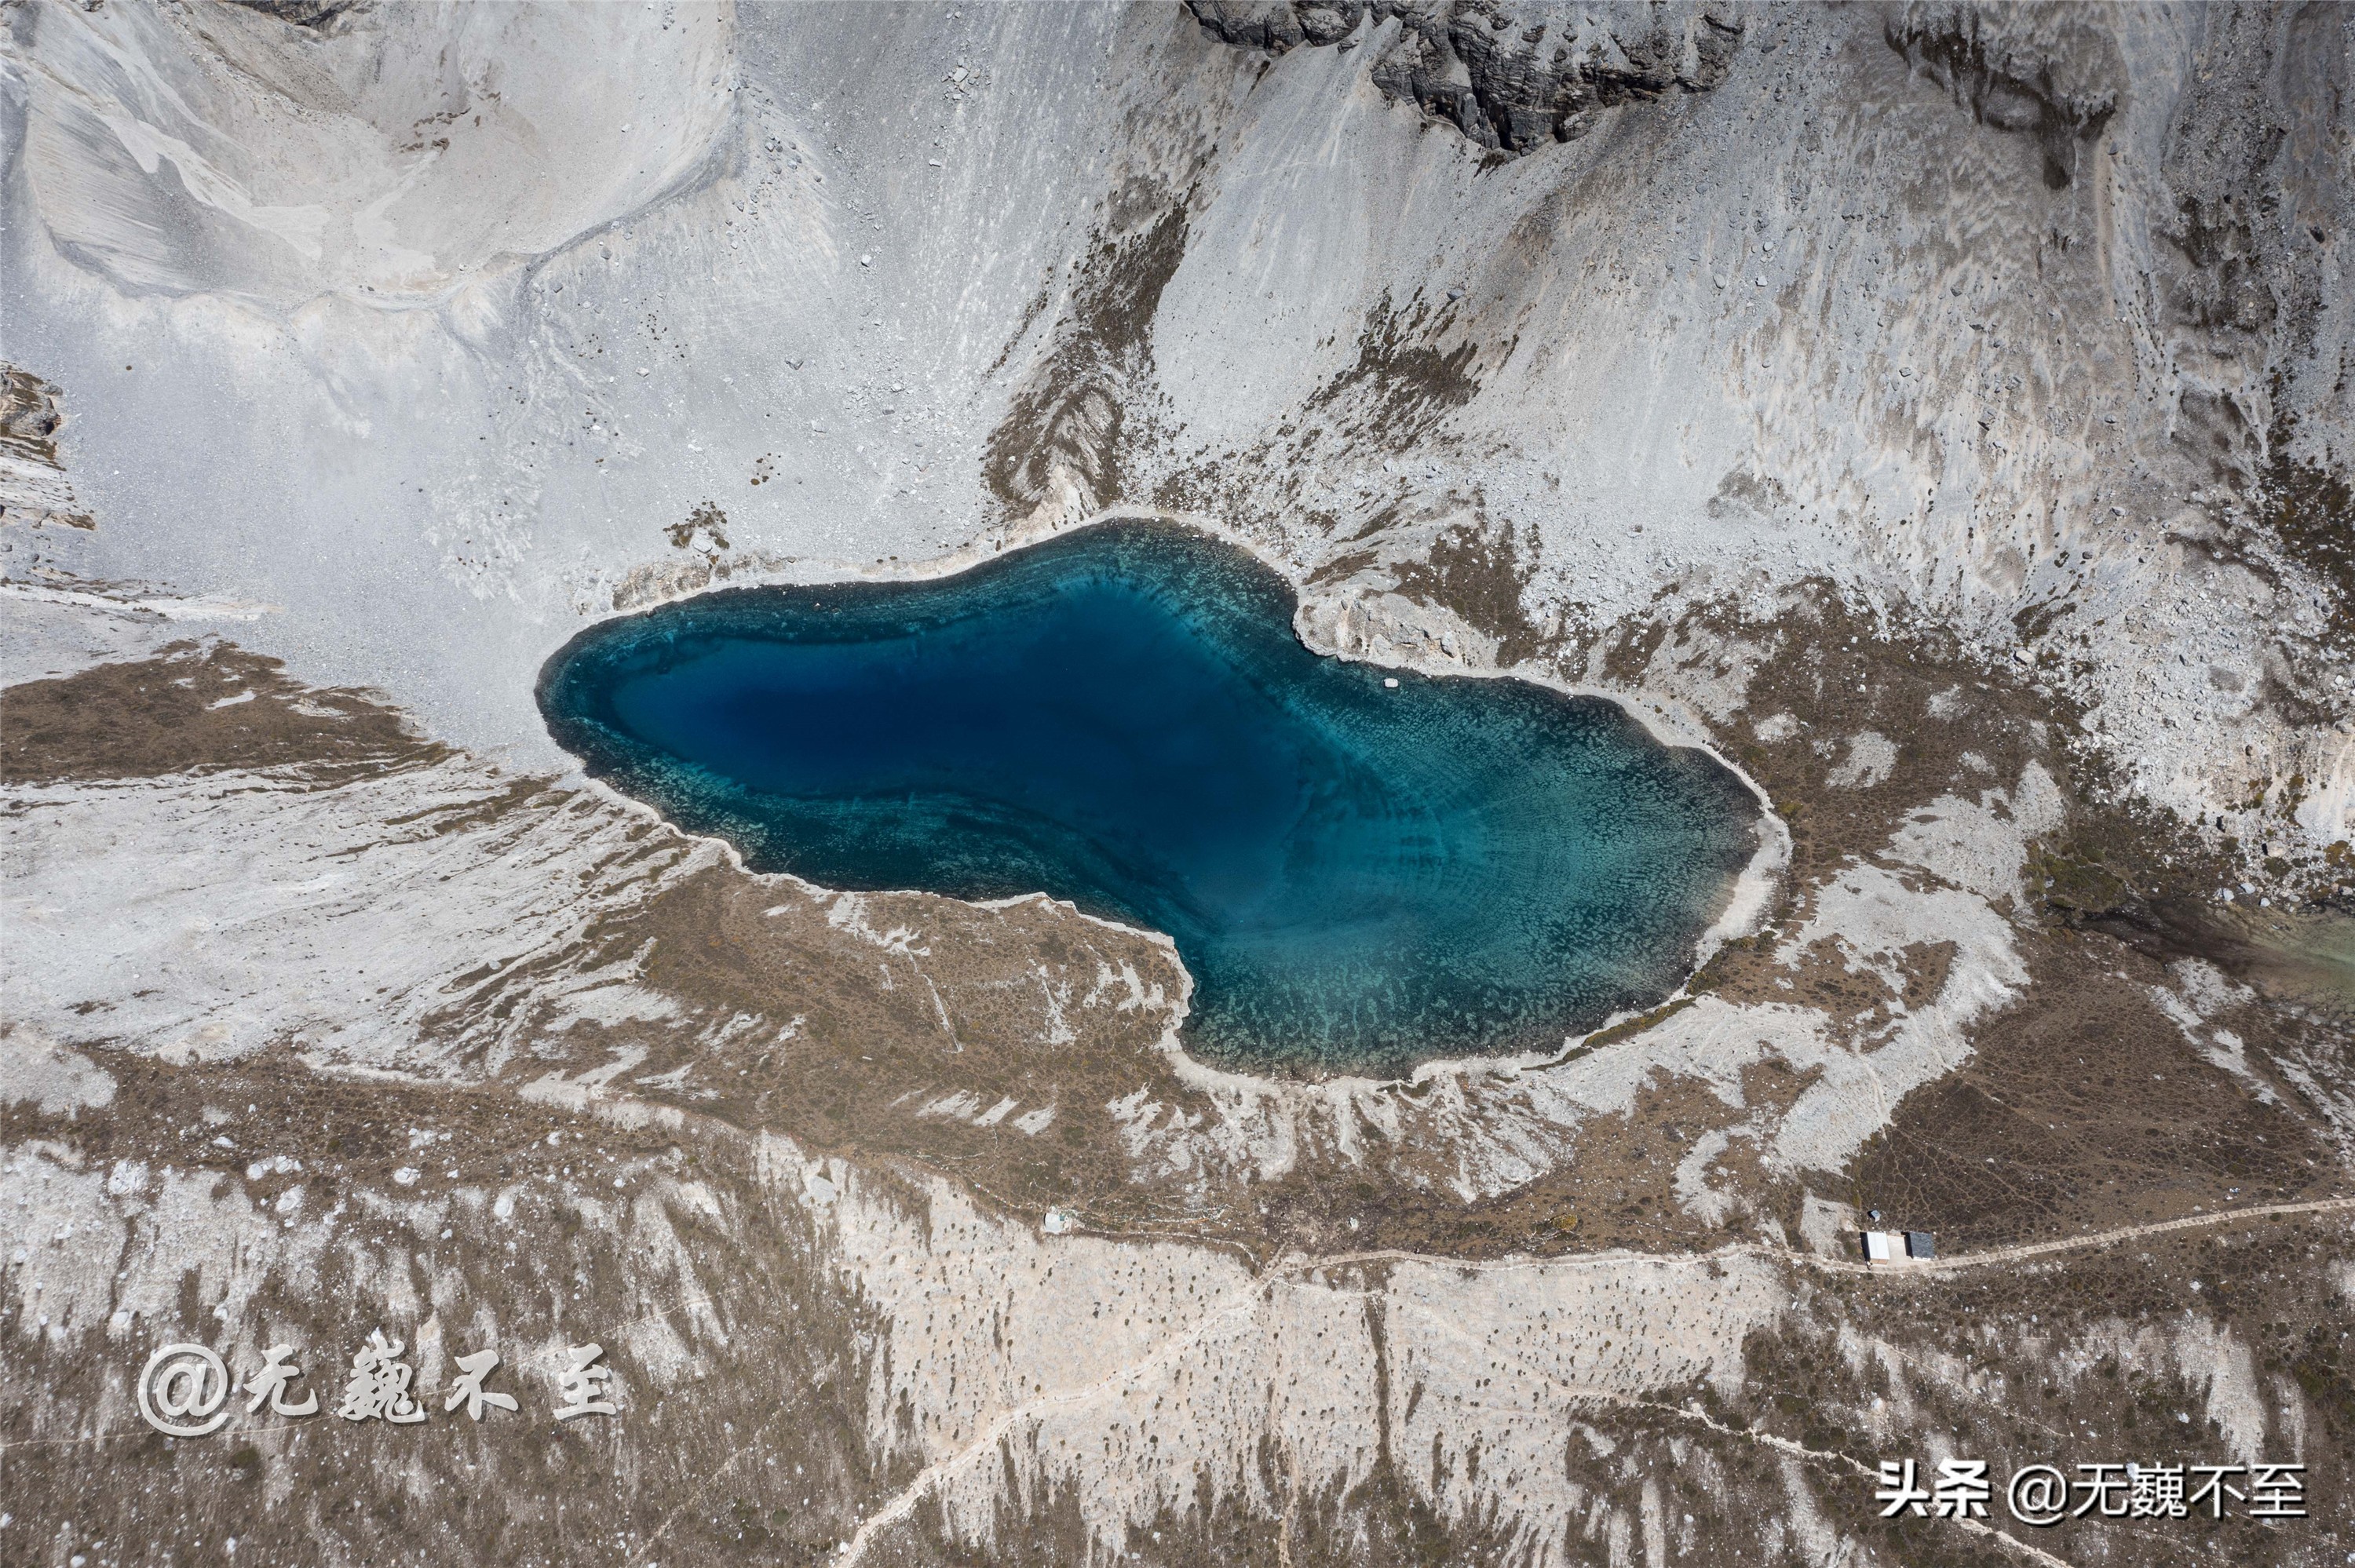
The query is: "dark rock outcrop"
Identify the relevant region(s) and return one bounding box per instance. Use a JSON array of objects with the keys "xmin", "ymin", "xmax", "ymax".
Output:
[
  {"xmin": 0, "ymin": 366, "xmax": 91, "ymax": 531},
  {"xmin": 221, "ymin": 0, "xmax": 370, "ymax": 33},
  {"xmin": 0, "ymin": 368, "xmax": 66, "ymax": 471},
  {"xmin": 1185, "ymin": 1, "xmax": 1745, "ymax": 154},
  {"xmin": 1884, "ymin": 2, "xmax": 2121, "ymax": 189}
]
